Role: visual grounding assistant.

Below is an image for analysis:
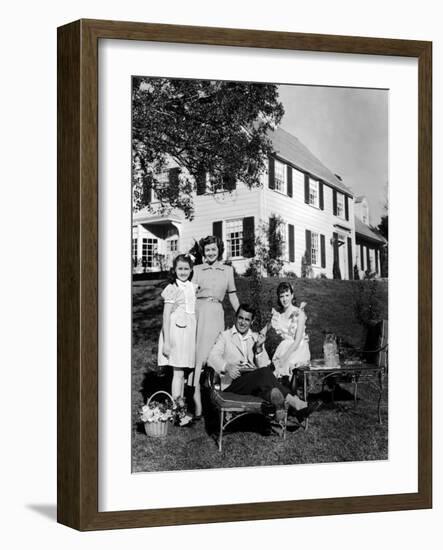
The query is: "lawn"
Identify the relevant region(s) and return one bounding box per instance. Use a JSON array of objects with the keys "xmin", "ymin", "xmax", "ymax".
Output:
[{"xmin": 132, "ymin": 276, "xmax": 388, "ymax": 472}]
